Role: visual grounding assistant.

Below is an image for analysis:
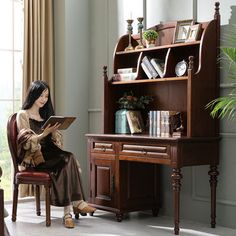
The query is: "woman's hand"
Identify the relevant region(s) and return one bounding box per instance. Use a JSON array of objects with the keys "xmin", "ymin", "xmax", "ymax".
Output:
[
  {"xmin": 44, "ymin": 122, "xmax": 61, "ymax": 135},
  {"xmin": 38, "ymin": 123, "xmax": 61, "ymax": 140}
]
